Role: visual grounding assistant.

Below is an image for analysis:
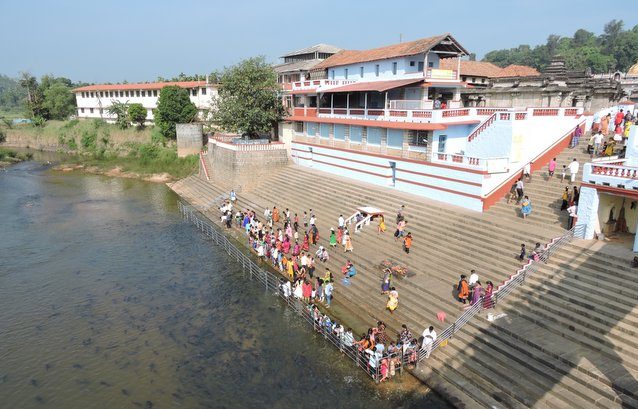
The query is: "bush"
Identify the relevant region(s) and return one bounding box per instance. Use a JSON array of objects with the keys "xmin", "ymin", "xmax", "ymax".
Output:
[
  {"xmin": 128, "ymin": 103, "xmax": 147, "ymax": 128},
  {"xmin": 67, "ymin": 137, "xmax": 78, "ymax": 150},
  {"xmin": 32, "ymin": 116, "xmax": 46, "ymax": 127},
  {"xmin": 61, "ymin": 119, "xmax": 79, "ymax": 129},
  {"xmin": 81, "ymin": 129, "xmax": 97, "ymax": 150},
  {"xmin": 0, "ymin": 129, "xmax": 5, "ymax": 144}
]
